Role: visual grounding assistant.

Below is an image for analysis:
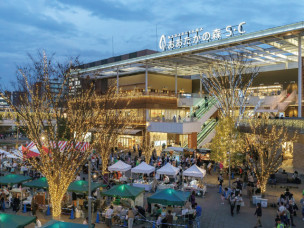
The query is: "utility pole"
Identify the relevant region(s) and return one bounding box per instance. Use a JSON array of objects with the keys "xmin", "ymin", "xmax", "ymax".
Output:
[{"xmin": 88, "ymin": 153, "xmax": 92, "ymax": 227}]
